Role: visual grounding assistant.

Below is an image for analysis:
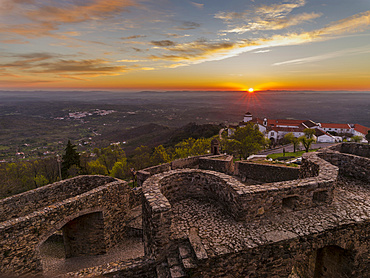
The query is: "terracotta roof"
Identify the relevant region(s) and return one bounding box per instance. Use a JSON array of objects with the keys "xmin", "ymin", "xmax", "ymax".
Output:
[
  {"xmin": 320, "ymin": 123, "xmax": 351, "ymax": 129},
  {"xmin": 267, "ymin": 119, "xmax": 304, "ymax": 126},
  {"xmin": 354, "ymin": 124, "xmax": 370, "ymax": 135},
  {"xmin": 267, "ymin": 126, "xmax": 305, "ymax": 133}
]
